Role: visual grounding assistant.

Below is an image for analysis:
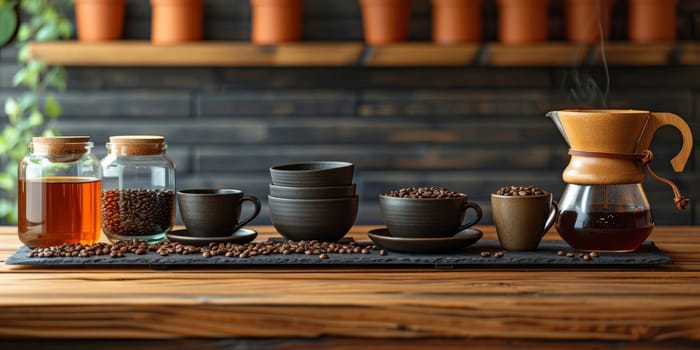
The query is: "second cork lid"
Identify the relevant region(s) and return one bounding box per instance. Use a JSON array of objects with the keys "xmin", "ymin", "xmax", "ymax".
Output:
[{"xmin": 108, "ymin": 135, "xmax": 166, "ymax": 155}]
